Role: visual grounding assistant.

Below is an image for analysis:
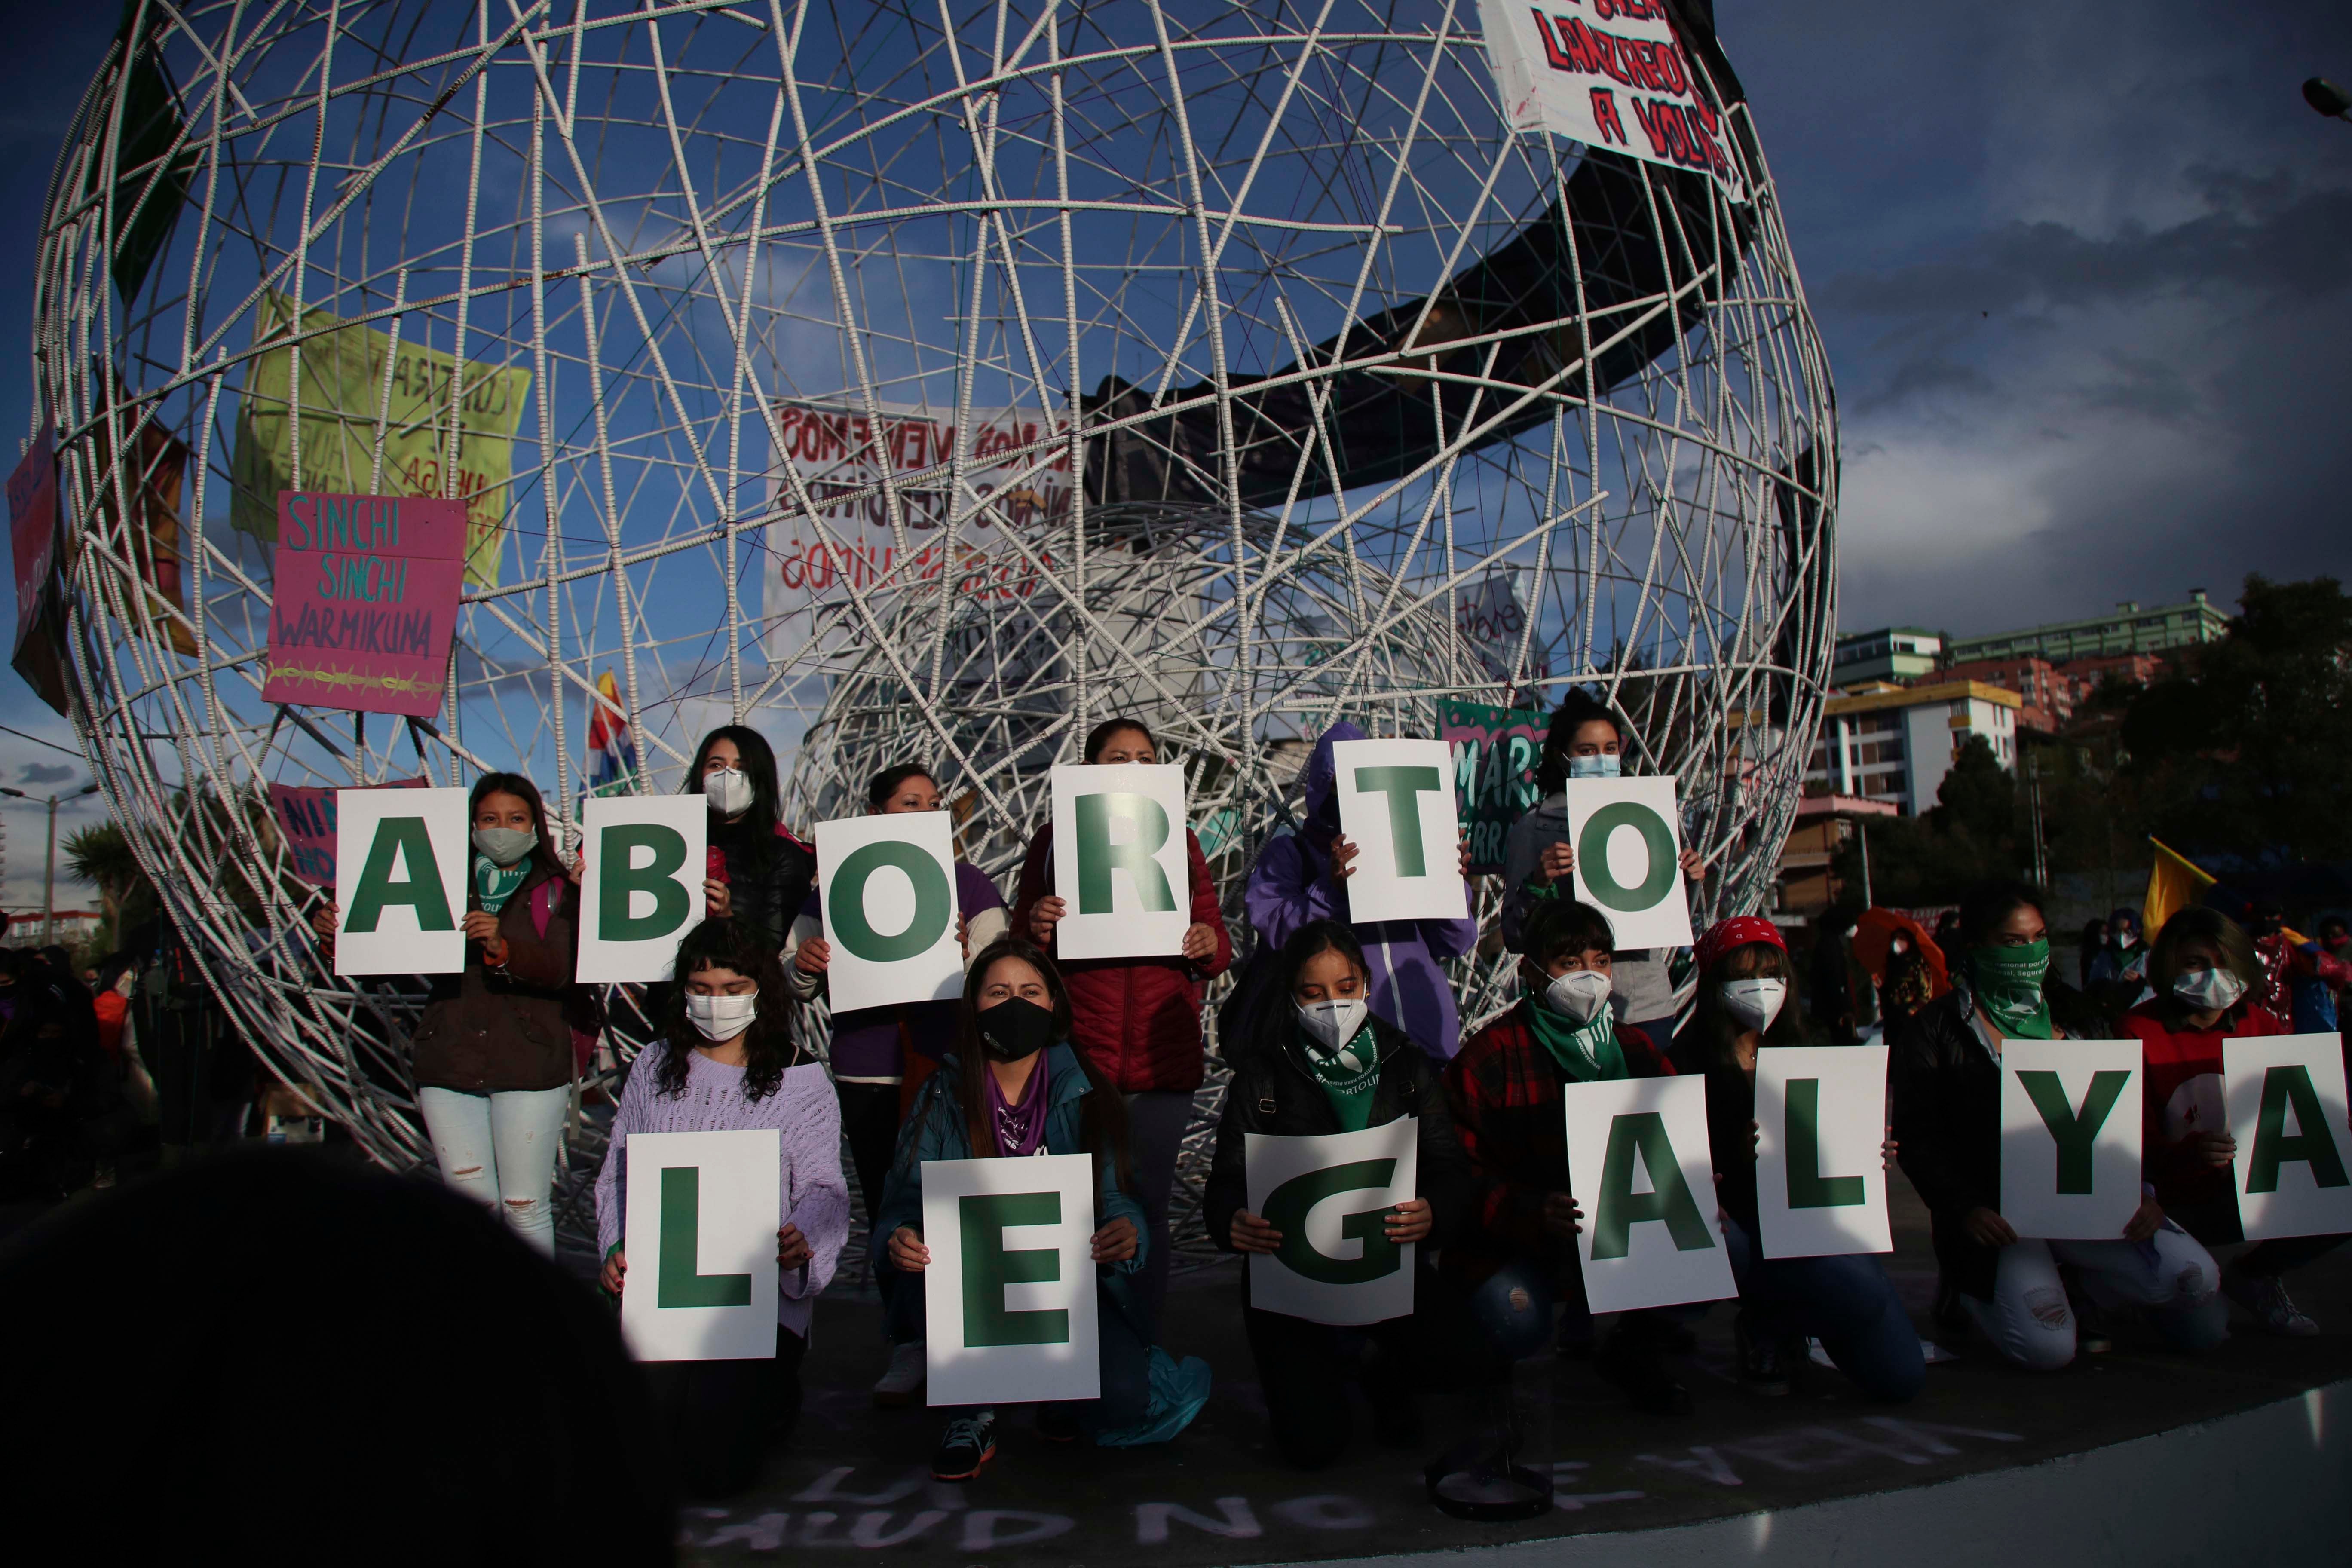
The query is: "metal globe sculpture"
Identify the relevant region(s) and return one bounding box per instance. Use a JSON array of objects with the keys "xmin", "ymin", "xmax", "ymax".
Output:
[{"xmin": 30, "ymin": 3, "xmax": 1838, "ymax": 1183}]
